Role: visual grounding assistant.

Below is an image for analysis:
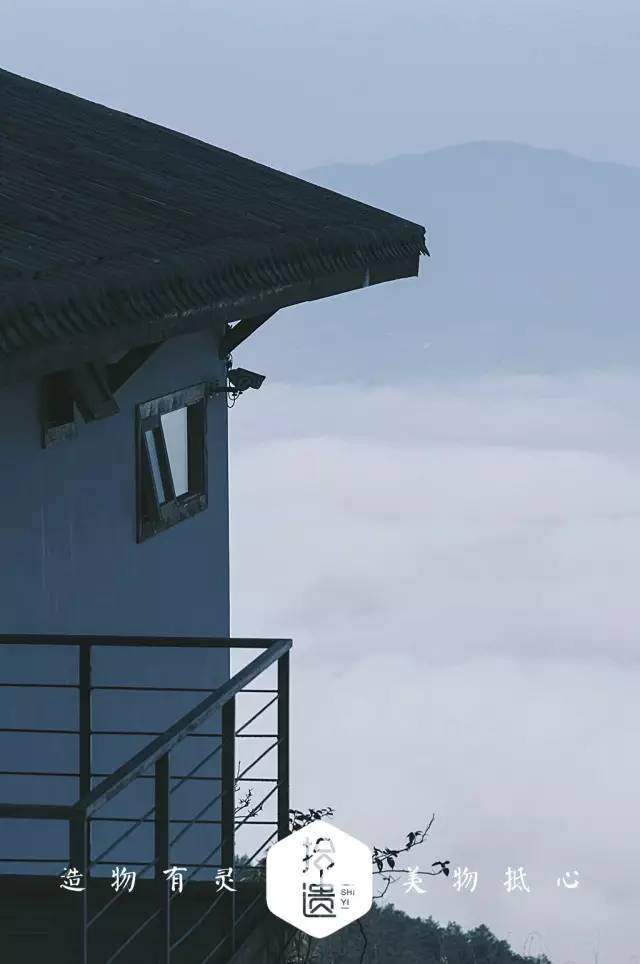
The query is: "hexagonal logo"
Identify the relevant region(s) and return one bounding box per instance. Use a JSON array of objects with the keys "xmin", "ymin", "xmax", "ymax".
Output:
[{"xmin": 266, "ymin": 819, "xmax": 373, "ymax": 938}]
